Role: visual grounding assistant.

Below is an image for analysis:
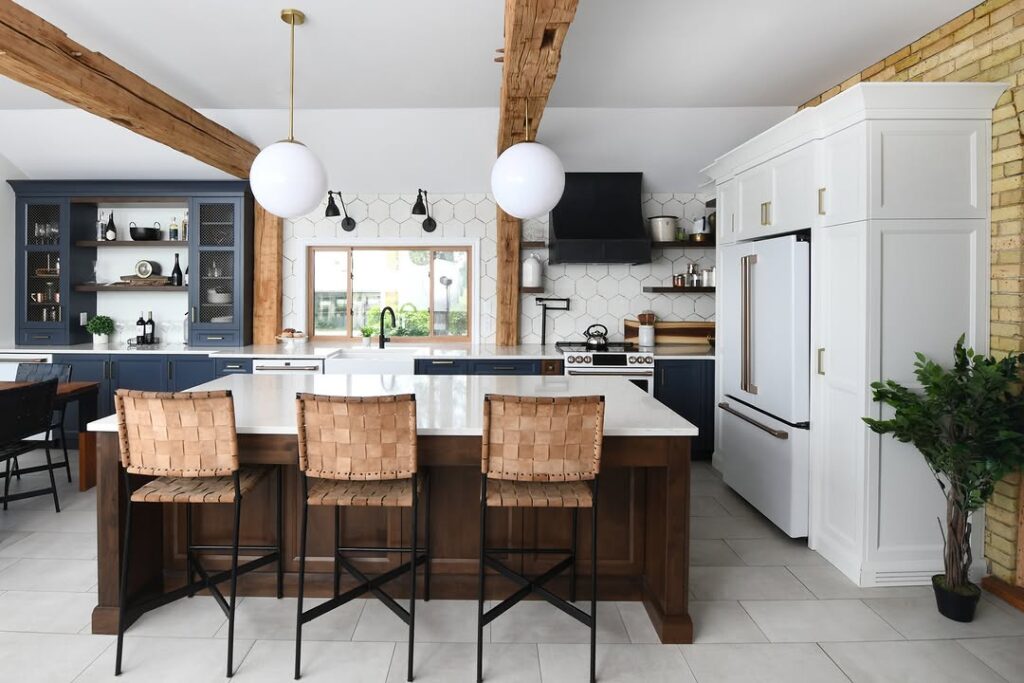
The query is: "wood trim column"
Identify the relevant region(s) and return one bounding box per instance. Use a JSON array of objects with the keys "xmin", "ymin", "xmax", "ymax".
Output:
[{"xmin": 253, "ymin": 204, "xmax": 283, "ymax": 344}]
